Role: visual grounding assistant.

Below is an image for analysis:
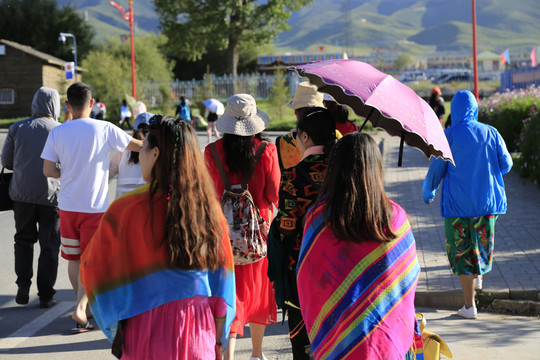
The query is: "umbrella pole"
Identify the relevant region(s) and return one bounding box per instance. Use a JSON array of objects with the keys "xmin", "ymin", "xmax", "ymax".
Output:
[
  {"xmin": 398, "ymin": 133, "xmax": 405, "ymax": 167},
  {"xmin": 359, "ymin": 108, "xmax": 375, "ymax": 132}
]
